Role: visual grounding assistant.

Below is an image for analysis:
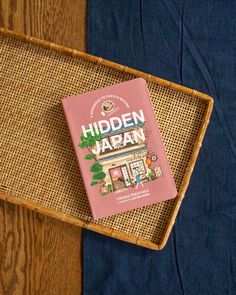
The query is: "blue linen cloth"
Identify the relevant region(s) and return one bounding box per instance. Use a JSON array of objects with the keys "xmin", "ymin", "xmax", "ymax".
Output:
[{"xmin": 84, "ymin": 1, "xmax": 236, "ymax": 294}]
